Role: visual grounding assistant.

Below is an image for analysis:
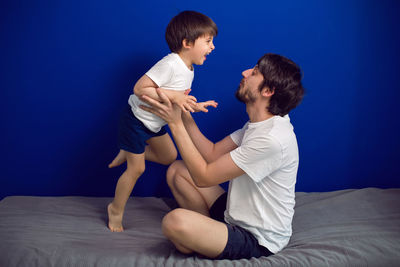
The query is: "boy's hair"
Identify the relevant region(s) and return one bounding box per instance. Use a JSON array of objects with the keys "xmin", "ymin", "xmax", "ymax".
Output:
[
  {"xmin": 165, "ymin": 11, "xmax": 218, "ymax": 53},
  {"xmin": 257, "ymin": 53, "xmax": 305, "ymax": 116}
]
